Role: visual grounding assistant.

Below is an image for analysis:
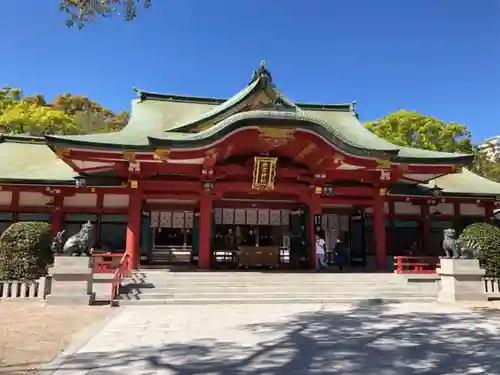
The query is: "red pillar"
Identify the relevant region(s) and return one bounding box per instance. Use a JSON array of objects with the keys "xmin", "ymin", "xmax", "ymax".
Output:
[
  {"xmin": 51, "ymin": 196, "xmax": 63, "ymax": 239},
  {"xmin": 308, "ymin": 202, "xmax": 321, "ymax": 270},
  {"xmin": 198, "ymin": 193, "xmax": 212, "ymax": 269},
  {"xmin": 372, "ymin": 193, "xmax": 387, "ymax": 271},
  {"xmin": 421, "ymin": 202, "xmax": 430, "ymax": 255},
  {"xmin": 486, "ymin": 203, "xmax": 494, "ymax": 223},
  {"xmin": 126, "ymin": 193, "xmax": 142, "ymax": 270}
]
